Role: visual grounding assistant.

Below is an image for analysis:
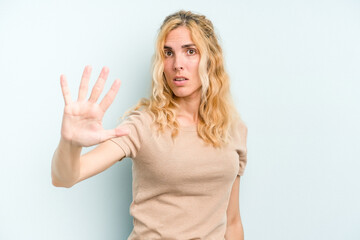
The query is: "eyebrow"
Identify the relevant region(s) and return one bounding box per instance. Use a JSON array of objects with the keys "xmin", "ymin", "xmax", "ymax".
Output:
[{"xmin": 164, "ymin": 44, "xmax": 196, "ymax": 49}]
